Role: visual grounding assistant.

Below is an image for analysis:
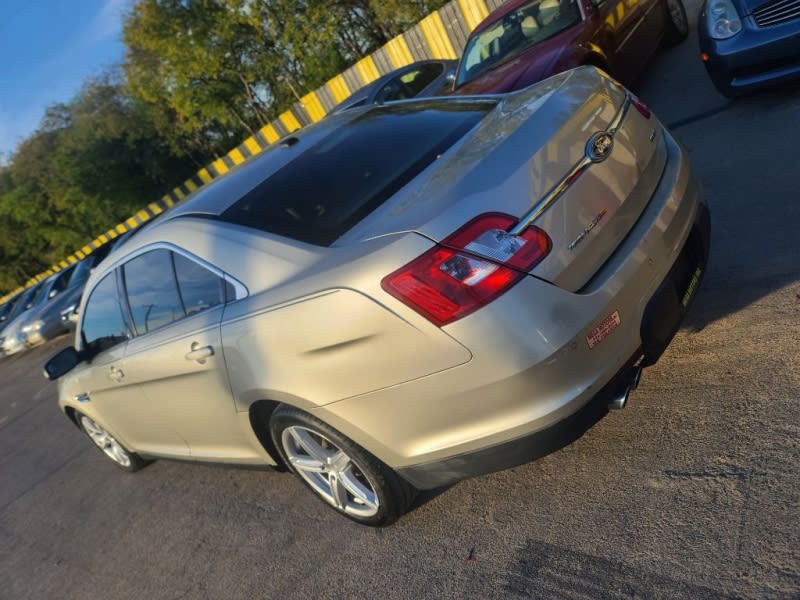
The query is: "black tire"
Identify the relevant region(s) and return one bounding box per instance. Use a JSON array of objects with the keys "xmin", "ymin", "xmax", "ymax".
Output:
[
  {"xmin": 663, "ymin": 0, "xmax": 690, "ymax": 46},
  {"xmin": 270, "ymin": 405, "xmax": 416, "ymax": 526},
  {"xmin": 77, "ymin": 412, "xmax": 148, "ymax": 473}
]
